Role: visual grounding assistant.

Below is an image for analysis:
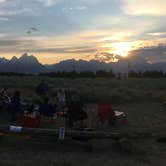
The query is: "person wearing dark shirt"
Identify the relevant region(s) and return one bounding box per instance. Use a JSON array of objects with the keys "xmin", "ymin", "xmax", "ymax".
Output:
[
  {"xmin": 66, "ymin": 100, "xmax": 87, "ymax": 127},
  {"xmin": 36, "ymin": 80, "xmax": 49, "ymax": 97},
  {"xmin": 39, "ymin": 97, "xmax": 55, "ymax": 118},
  {"xmin": 0, "ymin": 88, "xmax": 11, "ymax": 108},
  {"xmin": 9, "ymin": 90, "xmax": 22, "ymax": 122}
]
